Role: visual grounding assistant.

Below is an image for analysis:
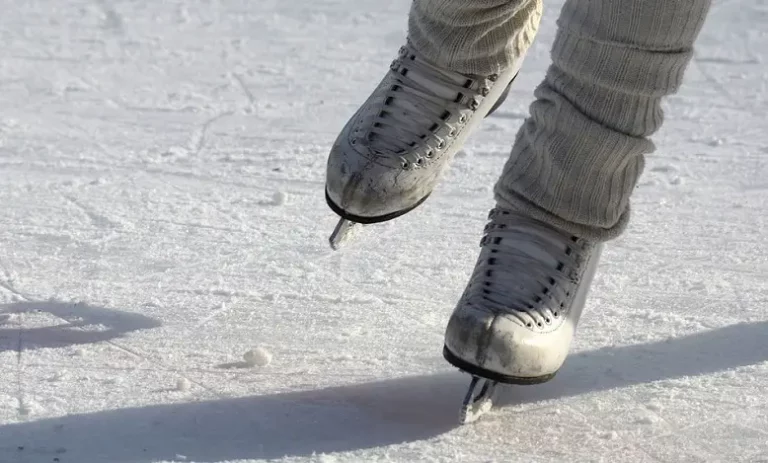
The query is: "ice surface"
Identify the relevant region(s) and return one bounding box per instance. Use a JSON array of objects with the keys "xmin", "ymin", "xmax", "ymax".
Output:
[{"xmin": 0, "ymin": 0, "xmax": 766, "ymax": 462}]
